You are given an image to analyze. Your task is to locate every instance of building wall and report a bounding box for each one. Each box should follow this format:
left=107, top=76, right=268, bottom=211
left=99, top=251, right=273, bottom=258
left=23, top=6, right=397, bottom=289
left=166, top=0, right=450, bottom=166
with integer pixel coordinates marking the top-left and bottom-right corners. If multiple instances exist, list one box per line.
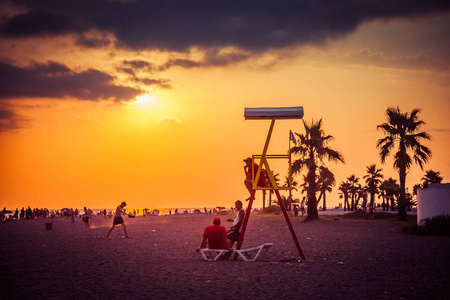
left=417, top=183, right=450, bottom=225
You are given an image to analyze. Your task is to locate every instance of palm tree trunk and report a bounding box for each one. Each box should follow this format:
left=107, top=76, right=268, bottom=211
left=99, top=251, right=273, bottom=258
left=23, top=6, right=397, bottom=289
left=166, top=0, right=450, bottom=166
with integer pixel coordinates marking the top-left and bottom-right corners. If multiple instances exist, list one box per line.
left=398, top=166, right=407, bottom=220
left=355, top=194, right=361, bottom=210
left=307, top=167, right=319, bottom=219
left=323, top=192, right=326, bottom=211
left=288, top=189, right=292, bottom=211
left=317, top=192, right=323, bottom=210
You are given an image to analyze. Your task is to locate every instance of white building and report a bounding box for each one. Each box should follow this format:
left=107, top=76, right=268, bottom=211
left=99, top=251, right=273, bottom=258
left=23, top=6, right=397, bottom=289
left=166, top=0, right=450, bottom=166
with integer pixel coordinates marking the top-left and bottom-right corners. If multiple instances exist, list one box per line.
left=417, top=183, right=450, bottom=225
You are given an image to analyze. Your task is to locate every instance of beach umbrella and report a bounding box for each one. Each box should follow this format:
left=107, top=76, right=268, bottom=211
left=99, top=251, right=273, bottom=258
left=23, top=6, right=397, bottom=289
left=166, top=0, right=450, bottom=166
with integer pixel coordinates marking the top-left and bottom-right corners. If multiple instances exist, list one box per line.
left=61, top=208, right=69, bottom=211
left=216, top=206, right=226, bottom=210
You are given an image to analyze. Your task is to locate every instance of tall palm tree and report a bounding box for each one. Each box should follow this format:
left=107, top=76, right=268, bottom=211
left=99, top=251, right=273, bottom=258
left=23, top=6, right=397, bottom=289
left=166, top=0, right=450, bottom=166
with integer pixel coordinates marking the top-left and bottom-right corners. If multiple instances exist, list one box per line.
left=379, top=177, right=400, bottom=211
left=284, top=175, right=298, bottom=211
left=421, top=170, right=443, bottom=187
left=291, top=119, right=344, bottom=219
left=377, top=106, right=431, bottom=220
left=338, top=181, right=351, bottom=211
left=347, top=175, right=360, bottom=211
left=317, top=166, right=335, bottom=211
left=363, top=164, right=384, bottom=206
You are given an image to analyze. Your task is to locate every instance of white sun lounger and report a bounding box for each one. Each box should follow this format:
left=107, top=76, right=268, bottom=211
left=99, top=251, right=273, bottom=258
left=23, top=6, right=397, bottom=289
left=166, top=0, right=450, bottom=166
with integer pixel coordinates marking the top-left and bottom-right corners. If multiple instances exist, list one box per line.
left=200, top=243, right=273, bottom=262
left=199, top=249, right=231, bottom=261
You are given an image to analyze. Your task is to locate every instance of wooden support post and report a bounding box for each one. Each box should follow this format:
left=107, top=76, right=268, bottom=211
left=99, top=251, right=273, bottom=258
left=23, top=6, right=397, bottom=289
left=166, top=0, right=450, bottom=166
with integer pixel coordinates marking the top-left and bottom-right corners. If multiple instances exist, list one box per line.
left=274, top=190, right=306, bottom=260
left=234, top=189, right=256, bottom=260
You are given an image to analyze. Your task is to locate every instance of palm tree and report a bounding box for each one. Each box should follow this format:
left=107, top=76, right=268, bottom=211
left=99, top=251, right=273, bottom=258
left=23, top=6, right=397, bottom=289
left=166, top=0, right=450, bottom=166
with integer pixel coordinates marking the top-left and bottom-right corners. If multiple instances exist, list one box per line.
left=363, top=164, right=384, bottom=206
left=291, top=119, right=344, bottom=219
left=377, top=107, right=431, bottom=220
left=347, top=175, right=360, bottom=211
left=412, top=183, right=422, bottom=195
left=299, top=174, right=310, bottom=196
left=267, top=171, right=280, bottom=206
left=284, top=175, right=298, bottom=211
left=379, top=178, right=400, bottom=211
left=317, top=167, right=335, bottom=211
left=338, top=181, right=351, bottom=211
left=421, top=170, right=443, bottom=188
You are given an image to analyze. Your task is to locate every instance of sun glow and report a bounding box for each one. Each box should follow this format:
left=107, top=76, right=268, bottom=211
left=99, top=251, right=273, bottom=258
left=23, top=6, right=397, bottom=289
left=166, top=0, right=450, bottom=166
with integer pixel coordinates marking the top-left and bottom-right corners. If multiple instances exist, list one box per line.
left=134, top=93, right=154, bottom=106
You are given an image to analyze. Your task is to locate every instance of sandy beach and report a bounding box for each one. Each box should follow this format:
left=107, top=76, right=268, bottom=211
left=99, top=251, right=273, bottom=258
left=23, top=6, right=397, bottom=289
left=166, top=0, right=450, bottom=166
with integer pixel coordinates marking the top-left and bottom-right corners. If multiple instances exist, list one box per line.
left=0, top=212, right=448, bottom=300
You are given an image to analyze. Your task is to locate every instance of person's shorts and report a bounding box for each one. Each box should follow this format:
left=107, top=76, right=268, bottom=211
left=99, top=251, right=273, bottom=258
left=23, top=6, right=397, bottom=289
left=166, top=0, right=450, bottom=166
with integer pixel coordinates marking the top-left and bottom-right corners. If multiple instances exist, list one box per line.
left=227, top=229, right=240, bottom=240
left=113, top=216, right=124, bottom=225
left=83, top=216, right=89, bottom=223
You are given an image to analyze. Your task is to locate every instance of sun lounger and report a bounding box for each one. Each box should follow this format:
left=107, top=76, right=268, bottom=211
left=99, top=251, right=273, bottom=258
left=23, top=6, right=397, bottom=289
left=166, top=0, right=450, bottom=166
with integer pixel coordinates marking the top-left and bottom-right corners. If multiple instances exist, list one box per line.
left=234, top=243, right=273, bottom=261
left=200, top=243, right=273, bottom=262
left=199, top=249, right=231, bottom=261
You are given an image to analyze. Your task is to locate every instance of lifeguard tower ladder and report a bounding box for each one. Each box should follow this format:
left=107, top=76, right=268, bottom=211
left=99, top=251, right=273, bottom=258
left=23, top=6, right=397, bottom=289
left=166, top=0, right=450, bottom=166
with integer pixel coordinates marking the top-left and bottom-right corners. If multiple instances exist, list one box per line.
left=237, top=107, right=306, bottom=260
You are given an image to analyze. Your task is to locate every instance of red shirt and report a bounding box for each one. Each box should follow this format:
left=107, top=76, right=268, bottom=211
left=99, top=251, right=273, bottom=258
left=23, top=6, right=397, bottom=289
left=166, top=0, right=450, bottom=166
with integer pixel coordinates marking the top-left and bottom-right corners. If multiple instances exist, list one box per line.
left=248, top=163, right=267, bottom=187
left=203, top=225, right=228, bottom=249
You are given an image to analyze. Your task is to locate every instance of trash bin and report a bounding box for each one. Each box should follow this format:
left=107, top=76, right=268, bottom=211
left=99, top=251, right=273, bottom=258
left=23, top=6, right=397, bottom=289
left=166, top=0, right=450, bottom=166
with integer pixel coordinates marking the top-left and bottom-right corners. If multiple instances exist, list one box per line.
left=45, top=222, right=53, bottom=230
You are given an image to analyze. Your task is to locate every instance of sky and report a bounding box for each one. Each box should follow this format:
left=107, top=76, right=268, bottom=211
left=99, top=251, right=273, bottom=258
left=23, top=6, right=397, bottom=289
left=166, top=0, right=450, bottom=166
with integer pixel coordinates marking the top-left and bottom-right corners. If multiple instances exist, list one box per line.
left=1, top=0, right=449, bottom=210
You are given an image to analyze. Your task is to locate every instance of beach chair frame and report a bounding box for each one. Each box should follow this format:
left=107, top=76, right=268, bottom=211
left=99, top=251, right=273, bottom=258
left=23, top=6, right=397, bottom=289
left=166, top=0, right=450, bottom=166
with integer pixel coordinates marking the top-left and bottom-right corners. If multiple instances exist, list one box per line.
left=200, top=243, right=273, bottom=262
left=234, top=243, right=273, bottom=261
left=199, top=249, right=231, bottom=261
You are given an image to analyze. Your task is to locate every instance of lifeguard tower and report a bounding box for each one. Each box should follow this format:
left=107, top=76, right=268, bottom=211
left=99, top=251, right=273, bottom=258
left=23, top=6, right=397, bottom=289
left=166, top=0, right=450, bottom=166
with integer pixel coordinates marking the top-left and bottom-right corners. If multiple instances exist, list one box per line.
left=238, top=106, right=306, bottom=260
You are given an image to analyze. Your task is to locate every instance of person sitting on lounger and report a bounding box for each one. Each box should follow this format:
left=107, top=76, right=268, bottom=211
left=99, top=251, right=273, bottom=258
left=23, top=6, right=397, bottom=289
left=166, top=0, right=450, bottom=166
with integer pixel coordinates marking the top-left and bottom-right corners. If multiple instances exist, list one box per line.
left=196, top=217, right=232, bottom=253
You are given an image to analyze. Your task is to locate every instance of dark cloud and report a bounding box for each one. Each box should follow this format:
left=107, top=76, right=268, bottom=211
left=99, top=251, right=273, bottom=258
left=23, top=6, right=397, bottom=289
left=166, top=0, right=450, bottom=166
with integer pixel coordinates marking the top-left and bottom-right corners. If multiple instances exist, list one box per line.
left=138, top=78, right=171, bottom=89
left=0, top=61, right=142, bottom=101
left=2, top=1, right=449, bottom=52
left=0, top=105, right=29, bottom=132
left=75, top=31, right=113, bottom=49
left=117, top=67, right=136, bottom=76
left=325, top=49, right=449, bottom=72
left=123, top=60, right=154, bottom=71
left=160, top=49, right=250, bottom=70
left=117, top=60, right=171, bottom=88
left=0, top=10, right=86, bottom=37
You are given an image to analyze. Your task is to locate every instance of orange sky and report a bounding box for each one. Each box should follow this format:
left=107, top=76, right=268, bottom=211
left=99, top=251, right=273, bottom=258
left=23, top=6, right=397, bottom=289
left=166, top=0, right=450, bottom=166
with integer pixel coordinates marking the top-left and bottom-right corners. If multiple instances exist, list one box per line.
left=0, top=2, right=449, bottom=210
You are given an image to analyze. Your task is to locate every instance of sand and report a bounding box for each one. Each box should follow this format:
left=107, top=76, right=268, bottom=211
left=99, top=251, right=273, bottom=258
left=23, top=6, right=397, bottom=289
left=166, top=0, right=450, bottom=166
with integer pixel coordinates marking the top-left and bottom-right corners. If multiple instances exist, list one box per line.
left=0, top=213, right=448, bottom=300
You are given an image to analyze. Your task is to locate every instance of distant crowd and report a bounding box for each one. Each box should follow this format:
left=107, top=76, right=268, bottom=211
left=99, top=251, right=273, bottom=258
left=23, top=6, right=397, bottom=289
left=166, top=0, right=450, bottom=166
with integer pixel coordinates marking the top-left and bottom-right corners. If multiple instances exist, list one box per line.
left=0, top=207, right=107, bottom=222
left=1, top=207, right=51, bottom=221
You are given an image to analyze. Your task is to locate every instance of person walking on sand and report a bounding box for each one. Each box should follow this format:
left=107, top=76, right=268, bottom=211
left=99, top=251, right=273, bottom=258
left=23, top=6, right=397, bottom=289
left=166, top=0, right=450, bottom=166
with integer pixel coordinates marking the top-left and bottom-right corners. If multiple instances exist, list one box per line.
left=300, top=197, right=306, bottom=217
left=83, top=207, right=91, bottom=228
left=106, top=202, right=131, bottom=238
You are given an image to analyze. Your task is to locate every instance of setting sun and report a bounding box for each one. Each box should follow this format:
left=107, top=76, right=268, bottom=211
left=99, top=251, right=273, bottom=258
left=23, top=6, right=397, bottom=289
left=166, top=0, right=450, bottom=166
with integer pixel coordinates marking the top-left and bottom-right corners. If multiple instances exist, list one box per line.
left=134, top=93, right=154, bottom=106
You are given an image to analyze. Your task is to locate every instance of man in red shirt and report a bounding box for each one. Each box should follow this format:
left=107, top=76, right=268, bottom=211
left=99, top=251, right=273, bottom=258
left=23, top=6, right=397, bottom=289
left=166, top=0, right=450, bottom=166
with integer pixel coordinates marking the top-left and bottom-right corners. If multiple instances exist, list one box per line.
left=196, top=217, right=232, bottom=252
left=244, top=157, right=267, bottom=201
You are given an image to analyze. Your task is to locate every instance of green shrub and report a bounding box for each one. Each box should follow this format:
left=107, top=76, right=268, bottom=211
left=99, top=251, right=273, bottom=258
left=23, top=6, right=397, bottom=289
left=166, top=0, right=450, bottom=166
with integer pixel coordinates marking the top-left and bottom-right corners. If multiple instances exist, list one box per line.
left=417, top=214, right=450, bottom=236
left=262, top=205, right=282, bottom=215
